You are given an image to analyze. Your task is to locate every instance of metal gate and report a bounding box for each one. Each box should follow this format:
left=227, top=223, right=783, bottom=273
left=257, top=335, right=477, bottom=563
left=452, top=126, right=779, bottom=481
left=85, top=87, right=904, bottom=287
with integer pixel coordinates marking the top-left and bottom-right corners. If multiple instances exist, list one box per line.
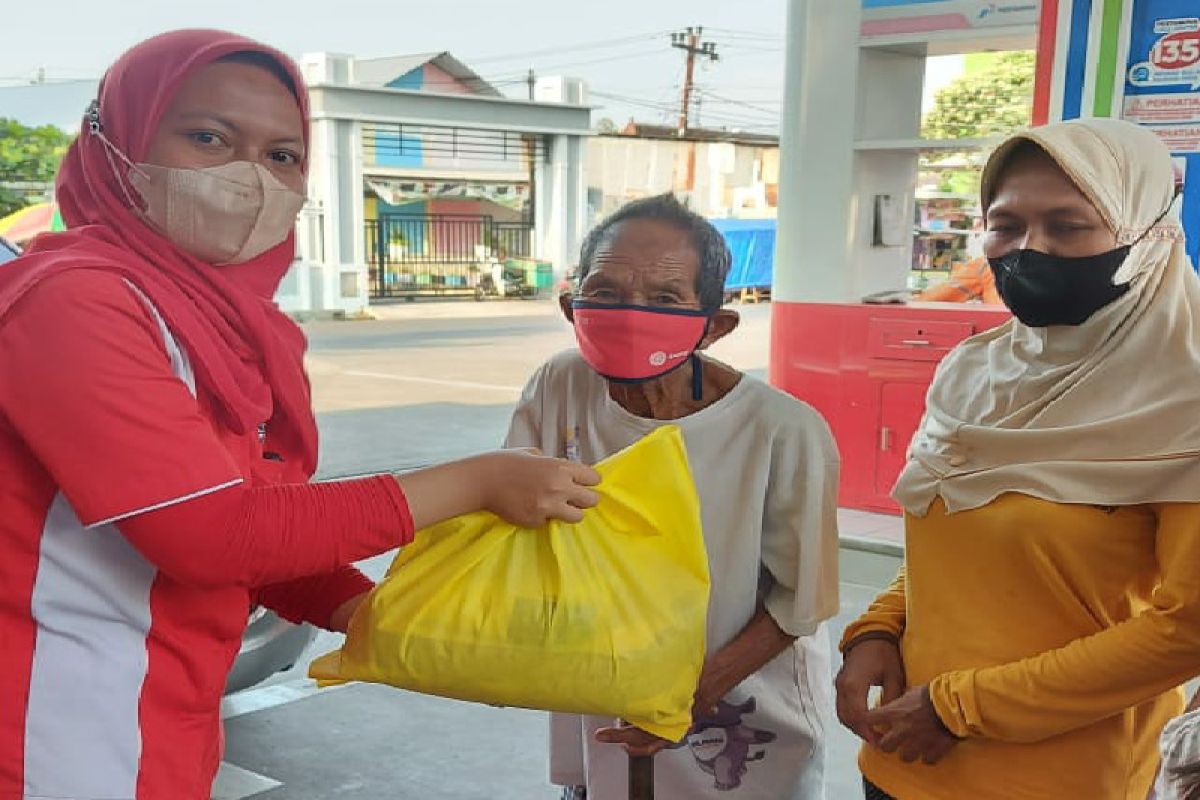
left=366, top=214, right=534, bottom=299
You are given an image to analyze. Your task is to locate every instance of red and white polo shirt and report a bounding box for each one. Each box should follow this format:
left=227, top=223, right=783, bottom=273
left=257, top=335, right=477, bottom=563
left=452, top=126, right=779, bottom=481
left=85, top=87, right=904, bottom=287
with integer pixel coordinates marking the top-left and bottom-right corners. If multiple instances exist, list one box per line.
left=0, top=270, right=257, bottom=800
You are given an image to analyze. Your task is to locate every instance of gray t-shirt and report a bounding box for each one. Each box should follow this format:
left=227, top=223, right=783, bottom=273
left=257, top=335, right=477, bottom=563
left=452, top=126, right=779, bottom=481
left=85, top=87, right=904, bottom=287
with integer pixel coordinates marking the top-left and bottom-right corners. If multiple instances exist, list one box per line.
left=505, top=350, right=840, bottom=800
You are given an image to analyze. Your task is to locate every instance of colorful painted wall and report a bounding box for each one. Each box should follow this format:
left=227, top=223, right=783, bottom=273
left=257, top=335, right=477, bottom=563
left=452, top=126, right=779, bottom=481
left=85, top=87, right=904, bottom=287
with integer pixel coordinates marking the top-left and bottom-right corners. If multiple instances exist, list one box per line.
left=370, top=64, right=461, bottom=169
left=370, top=62, right=487, bottom=170
left=385, top=63, right=473, bottom=95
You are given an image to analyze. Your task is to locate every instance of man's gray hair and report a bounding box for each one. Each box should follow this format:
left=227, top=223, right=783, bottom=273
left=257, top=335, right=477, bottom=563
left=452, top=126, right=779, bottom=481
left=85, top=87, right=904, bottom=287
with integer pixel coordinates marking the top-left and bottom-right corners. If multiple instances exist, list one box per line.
left=577, top=193, right=732, bottom=312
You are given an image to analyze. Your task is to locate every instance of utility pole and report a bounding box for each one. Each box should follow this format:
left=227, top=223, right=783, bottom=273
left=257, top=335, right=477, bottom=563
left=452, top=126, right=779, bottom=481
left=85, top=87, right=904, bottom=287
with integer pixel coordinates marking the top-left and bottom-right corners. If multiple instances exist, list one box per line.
left=670, top=27, right=719, bottom=135
left=527, top=67, right=536, bottom=101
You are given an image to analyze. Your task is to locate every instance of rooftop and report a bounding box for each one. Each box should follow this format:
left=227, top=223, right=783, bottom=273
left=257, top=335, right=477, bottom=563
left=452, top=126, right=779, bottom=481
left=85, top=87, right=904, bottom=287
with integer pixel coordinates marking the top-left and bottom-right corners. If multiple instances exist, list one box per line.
left=614, top=120, right=779, bottom=147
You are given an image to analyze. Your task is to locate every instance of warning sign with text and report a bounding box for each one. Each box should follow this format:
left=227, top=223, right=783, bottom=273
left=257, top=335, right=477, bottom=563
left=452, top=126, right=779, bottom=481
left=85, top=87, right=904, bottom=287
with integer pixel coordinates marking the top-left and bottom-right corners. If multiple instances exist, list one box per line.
left=1124, top=92, right=1200, bottom=124
left=1124, top=1, right=1200, bottom=270
left=1147, top=124, right=1200, bottom=154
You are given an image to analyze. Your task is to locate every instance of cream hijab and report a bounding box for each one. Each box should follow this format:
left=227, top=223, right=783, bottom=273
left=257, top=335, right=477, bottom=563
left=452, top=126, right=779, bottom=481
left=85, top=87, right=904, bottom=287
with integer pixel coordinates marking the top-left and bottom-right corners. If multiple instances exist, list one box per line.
left=894, top=118, right=1200, bottom=516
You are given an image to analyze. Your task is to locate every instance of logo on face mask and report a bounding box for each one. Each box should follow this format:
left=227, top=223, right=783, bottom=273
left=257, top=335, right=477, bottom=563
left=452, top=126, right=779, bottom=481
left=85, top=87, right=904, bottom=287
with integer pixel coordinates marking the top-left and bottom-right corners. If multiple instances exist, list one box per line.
left=571, top=302, right=710, bottom=382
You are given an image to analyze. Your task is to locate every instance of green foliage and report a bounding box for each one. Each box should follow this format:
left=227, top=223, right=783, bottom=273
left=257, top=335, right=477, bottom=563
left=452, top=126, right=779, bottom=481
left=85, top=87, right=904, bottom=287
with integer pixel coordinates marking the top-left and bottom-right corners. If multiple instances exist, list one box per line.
left=922, top=52, right=1035, bottom=195
left=939, top=169, right=981, bottom=196
left=0, top=119, right=73, bottom=216
left=922, top=51, right=1036, bottom=141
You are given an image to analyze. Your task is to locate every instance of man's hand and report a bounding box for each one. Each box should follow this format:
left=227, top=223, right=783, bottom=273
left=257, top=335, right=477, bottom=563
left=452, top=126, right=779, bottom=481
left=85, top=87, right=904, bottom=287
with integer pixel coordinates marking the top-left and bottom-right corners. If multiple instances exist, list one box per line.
left=835, top=635, right=907, bottom=746
left=594, top=724, right=673, bottom=757
left=862, top=686, right=959, bottom=765
left=595, top=609, right=798, bottom=758
left=594, top=684, right=722, bottom=757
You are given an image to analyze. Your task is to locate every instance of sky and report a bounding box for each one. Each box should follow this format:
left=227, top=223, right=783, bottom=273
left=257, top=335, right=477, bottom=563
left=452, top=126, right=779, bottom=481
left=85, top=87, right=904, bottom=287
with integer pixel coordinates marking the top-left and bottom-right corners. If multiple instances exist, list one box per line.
left=1, top=0, right=964, bottom=133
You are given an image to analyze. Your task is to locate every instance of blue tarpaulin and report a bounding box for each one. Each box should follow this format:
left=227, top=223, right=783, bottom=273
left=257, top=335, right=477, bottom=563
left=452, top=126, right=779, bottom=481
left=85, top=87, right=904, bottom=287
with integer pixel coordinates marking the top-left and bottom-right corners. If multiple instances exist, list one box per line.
left=709, top=218, right=776, bottom=291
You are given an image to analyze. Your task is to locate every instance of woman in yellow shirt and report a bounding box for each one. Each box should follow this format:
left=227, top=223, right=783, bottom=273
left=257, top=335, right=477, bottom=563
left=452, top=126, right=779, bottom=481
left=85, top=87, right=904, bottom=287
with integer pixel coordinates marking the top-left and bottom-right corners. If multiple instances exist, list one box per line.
left=835, top=118, right=1200, bottom=800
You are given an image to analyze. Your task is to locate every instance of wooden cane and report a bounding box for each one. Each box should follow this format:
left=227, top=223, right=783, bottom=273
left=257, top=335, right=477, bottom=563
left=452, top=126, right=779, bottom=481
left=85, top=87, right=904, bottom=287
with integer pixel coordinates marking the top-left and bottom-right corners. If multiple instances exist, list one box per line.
left=629, top=754, right=654, bottom=800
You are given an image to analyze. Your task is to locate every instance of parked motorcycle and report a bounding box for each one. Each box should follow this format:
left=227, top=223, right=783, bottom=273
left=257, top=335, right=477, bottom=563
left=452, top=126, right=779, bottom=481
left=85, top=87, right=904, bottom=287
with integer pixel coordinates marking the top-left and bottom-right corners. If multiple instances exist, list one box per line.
left=475, top=261, right=537, bottom=300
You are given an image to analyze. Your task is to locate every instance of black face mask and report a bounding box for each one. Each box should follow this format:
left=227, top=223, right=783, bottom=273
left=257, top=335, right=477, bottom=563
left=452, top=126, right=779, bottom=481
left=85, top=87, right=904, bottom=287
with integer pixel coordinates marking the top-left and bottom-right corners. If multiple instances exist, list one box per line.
left=987, top=246, right=1132, bottom=327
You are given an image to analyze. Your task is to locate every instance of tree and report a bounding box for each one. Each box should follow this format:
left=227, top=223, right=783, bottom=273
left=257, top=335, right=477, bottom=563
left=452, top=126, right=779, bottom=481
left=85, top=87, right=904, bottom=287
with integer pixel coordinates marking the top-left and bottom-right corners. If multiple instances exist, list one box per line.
left=0, top=119, right=74, bottom=216
left=921, top=52, right=1035, bottom=194
left=923, top=51, right=1036, bottom=141
left=595, top=117, right=618, bottom=135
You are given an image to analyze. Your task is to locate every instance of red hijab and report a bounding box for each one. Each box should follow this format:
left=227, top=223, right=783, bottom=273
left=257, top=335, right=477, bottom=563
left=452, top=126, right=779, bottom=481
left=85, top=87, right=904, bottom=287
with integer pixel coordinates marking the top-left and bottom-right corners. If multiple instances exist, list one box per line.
left=0, top=29, right=319, bottom=477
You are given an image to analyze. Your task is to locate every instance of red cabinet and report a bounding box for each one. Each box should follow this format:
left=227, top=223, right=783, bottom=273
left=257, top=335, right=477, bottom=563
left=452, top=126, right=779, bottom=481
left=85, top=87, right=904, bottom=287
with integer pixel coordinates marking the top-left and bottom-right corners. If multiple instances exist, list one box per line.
left=875, top=381, right=927, bottom=500
left=771, top=301, right=1009, bottom=515
left=866, top=318, right=975, bottom=362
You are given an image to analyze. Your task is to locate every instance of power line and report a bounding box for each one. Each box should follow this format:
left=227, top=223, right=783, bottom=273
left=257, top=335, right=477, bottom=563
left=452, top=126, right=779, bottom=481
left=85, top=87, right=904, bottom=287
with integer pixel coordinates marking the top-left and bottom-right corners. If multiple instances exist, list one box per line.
left=591, top=89, right=777, bottom=131
left=716, top=36, right=785, bottom=44
left=706, top=27, right=783, bottom=41
left=468, top=47, right=670, bottom=86
left=591, top=90, right=677, bottom=113
left=464, top=31, right=672, bottom=65
left=710, top=46, right=787, bottom=56
left=717, top=44, right=786, bottom=54
left=696, top=89, right=781, bottom=118
left=698, top=90, right=784, bottom=99
left=506, top=48, right=668, bottom=74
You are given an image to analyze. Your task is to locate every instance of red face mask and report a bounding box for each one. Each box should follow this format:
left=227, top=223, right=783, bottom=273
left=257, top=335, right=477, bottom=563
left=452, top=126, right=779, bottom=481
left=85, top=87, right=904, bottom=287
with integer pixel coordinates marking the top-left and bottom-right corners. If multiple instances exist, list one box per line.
left=572, top=301, right=710, bottom=383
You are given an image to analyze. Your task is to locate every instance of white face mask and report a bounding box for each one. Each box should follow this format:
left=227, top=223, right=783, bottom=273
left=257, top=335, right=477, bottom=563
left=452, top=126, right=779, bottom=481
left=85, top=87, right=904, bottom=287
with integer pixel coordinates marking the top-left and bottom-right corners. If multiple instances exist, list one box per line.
left=129, top=161, right=306, bottom=265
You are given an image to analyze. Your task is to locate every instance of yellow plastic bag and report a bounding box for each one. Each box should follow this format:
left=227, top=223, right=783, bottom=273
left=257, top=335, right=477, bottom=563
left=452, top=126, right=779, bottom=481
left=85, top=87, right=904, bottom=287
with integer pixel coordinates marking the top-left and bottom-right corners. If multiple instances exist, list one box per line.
left=309, top=425, right=709, bottom=740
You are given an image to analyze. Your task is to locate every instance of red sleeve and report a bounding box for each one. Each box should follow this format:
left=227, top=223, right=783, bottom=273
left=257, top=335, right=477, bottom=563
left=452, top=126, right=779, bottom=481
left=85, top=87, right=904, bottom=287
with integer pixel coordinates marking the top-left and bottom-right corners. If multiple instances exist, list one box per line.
left=254, top=568, right=376, bottom=630
left=117, top=474, right=413, bottom=589
left=0, top=270, right=242, bottom=526
left=0, top=270, right=414, bottom=598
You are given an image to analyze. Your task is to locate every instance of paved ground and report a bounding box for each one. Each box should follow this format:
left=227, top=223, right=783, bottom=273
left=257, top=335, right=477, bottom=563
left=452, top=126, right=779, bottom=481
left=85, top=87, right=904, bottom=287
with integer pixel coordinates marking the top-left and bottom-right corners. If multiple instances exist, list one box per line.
left=216, top=298, right=902, bottom=800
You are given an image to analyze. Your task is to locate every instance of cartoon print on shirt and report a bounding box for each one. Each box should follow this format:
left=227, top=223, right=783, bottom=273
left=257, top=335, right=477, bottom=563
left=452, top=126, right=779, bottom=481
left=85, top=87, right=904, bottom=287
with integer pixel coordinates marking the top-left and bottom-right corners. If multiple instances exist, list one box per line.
left=563, top=425, right=582, bottom=462
left=671, top=696, right=776, bottom=790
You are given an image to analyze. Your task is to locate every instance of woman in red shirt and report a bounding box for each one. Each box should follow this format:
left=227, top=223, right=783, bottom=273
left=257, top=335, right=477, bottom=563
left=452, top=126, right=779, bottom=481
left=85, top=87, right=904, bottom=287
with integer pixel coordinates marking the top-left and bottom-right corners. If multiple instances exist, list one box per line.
left=0, top=29, right=598, bottom=800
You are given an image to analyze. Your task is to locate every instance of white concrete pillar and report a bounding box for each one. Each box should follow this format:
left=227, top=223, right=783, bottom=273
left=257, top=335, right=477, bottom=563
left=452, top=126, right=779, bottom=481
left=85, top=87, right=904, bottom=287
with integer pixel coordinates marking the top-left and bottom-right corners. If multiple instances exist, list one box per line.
left=566, top=133, right=588, bottom=277
left=852, top=48, right=925, bottom=298
left=534, top=136, right=554, bottom=263
left=344, top=120, right=368, bottom=312
left=773, top=0, right=862, bottom=303
left=544, top=133, right=578, bottom=273
left=552, top=134, right=570, bottom=271
left=274, top=204, right=326, bottom=315
left=313, top=118, right=368, bottom=315
left=312, top=117, right=343, bottom=313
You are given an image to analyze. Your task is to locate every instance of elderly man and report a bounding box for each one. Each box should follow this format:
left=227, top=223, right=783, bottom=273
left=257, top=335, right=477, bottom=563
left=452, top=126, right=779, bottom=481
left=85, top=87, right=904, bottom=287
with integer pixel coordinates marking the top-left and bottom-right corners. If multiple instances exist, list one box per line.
left=505, top=194, right=840, bottom=800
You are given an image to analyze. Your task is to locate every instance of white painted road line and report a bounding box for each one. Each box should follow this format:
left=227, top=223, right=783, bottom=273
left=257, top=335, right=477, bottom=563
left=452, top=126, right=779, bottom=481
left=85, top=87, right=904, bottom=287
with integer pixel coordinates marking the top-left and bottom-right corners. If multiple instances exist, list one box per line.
left=344, top=369, right=523, bottom=394
left=211, top=762, right=282, bottom=800
left=221, top=678, right=348, bottom=721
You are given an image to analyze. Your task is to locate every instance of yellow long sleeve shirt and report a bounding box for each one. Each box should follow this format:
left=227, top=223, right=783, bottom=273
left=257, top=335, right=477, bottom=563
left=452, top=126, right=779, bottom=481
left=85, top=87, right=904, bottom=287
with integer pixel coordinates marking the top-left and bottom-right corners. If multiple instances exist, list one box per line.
left=843, top=494, right=1200, bottom=800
